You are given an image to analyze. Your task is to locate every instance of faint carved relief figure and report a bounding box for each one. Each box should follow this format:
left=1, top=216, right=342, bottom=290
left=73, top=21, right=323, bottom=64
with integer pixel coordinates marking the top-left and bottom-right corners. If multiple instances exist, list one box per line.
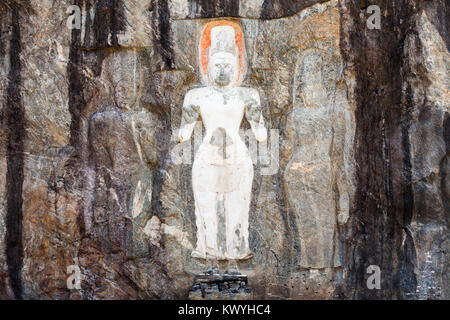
left=86, top=50, right=159, bottom=259
left=179, top=21, right=267, bottom=260
left=285, top=50, right=352, bottom=268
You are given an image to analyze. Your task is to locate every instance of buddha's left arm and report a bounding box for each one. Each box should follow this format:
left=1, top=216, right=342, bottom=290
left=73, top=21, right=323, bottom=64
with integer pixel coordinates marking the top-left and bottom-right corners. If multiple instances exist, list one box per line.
left=179, top=91, right=200, bottom=142
left=245, top=89, right=267, bottom=142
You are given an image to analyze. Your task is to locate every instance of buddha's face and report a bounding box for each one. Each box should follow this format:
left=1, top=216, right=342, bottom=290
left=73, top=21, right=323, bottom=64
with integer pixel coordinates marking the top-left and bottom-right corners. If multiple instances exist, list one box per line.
left=208, top=52, right=238, bottom=87
left=114, top=78, right=138, bottom=110
left=108, top=52, right=141, bottom=110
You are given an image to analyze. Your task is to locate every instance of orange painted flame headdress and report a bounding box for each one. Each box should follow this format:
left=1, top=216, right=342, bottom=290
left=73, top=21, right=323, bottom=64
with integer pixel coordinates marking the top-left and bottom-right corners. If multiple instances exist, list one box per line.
left=199, top=20, right=247, bottom=84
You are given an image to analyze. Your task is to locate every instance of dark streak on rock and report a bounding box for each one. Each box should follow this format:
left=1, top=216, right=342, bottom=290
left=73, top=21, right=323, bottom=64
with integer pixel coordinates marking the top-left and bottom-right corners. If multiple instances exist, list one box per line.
left=261, top=0, right=274, bottom=19
left=67, top=36, right=87, bottom=153
left=194, top=0, right=240, bottom=17
left=397, top=56, right=417, bottom=296
left=67, top=0, right=88, bottom=236
left=4, top=8, right=24, bottom=300
left=401, top=78, right=415, bottom=228
left=261, top=0, right=328, bottom=19
left=441, top=113, right=450, bottom=213
left=149, top=107, right=172, bottom=247
left=152, top=0, right=175, bottom=70
left=337, top=0, right=427, bottom=299
left=93, top=0, right=125, bottom=49
left=0, top=19, right=5, bottom=58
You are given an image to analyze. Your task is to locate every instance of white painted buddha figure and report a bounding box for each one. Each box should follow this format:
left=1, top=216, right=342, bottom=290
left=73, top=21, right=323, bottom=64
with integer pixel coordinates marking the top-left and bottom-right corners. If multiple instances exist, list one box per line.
left=179, top=22, right=267, bottom=260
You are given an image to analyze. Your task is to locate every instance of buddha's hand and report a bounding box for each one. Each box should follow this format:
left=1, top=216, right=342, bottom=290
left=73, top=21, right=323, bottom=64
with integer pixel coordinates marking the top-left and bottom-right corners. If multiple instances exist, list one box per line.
left=179, top=104, right=200, bottom=142
left=182, top=104, right=200, bottom=124
left=245, top=99, right=262, bottom=122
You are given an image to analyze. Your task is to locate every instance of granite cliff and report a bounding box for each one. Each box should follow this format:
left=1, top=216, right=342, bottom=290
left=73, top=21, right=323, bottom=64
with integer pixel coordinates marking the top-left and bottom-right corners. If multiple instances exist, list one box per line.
left=0, top=0, right=448, bottom=299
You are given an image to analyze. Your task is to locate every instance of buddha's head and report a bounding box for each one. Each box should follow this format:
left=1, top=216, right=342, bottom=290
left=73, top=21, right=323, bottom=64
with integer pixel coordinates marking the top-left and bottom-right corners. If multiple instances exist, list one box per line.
left=207, top=26, right=239, bottom=87
left=208, top=51, right=238, bottom=87
left=113, top=51, right=142, bottom=110
left=99, top=50, right=142, bottom=110
left=200, top=22, right=246, bottom=87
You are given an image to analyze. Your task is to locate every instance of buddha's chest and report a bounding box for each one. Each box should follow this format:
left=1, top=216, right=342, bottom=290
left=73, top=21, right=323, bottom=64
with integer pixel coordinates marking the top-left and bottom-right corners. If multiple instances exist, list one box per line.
left=198, top=91, right=245, bottom=127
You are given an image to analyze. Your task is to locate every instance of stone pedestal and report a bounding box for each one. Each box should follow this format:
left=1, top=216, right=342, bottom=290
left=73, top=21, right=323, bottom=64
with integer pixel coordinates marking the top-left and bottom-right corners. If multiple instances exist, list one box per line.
left=188, top=268, right=252, bottom=300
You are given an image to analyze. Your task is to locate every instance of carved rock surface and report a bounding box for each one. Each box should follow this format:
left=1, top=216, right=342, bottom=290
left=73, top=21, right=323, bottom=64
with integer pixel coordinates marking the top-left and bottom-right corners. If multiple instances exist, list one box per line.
left=0, top=0, right=447, bottom=299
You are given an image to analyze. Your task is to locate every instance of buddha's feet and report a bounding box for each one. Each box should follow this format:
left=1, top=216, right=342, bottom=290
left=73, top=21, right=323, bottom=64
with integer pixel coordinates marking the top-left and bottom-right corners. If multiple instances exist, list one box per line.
left=191, top=250, right=254, bottom=261
left=191, top=250, right=226, bottom=260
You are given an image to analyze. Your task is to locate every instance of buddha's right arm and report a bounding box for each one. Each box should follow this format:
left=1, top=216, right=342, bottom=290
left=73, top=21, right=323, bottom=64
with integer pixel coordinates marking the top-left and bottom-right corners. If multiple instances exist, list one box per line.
left=179, top=103, right=200, bottom=142
left=245, top=93, right=267, bottom=143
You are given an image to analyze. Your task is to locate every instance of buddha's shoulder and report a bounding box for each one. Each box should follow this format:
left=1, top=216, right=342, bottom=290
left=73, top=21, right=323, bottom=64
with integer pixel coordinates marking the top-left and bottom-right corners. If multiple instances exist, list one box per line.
left=236, top=87, right=260, bottom=99
left=185, top=86, right=260, bottom=100
left=185, top=86, right=212, bottom=101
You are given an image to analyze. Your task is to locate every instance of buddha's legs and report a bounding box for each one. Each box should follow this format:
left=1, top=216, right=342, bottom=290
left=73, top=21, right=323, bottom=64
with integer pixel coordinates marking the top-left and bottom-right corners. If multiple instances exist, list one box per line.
left=193, top=190, right=218, bottom=257
left=224, top=189, right=252, bottom=259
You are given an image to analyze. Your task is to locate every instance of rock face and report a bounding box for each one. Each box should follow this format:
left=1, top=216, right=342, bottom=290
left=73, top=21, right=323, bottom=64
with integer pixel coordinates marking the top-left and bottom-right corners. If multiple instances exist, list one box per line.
left=0, top=0, right=447, bottom=300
